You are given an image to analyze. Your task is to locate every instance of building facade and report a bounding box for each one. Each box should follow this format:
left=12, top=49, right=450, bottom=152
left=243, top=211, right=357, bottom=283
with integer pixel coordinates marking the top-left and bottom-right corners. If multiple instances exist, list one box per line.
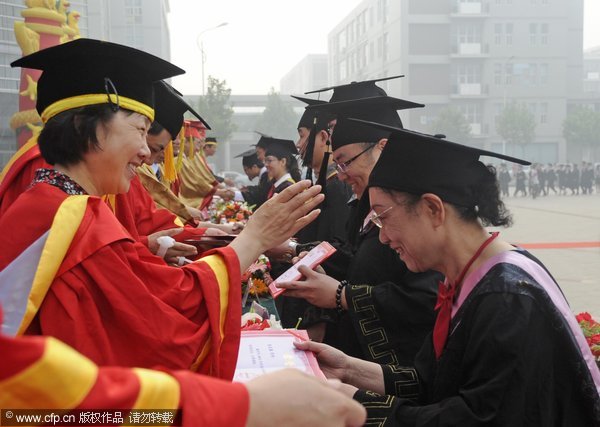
left=0, top=0, right=170, bottom=168
left=280, top=54, right=328, bottom=95
left=327, top=0, right=585, bottom=163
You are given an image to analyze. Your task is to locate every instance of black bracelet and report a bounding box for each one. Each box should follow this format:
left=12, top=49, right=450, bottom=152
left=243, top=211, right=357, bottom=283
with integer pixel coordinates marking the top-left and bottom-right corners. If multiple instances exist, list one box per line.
left=336, top=280, right=348, bottom=314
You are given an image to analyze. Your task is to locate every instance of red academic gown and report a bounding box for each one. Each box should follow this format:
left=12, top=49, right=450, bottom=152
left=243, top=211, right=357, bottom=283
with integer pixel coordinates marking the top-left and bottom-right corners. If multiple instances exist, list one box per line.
left=0, top=312, right=249, bottom=426
left=0, top=142, right=207, bottom=244
left=0, top=183, right=241, bottom=378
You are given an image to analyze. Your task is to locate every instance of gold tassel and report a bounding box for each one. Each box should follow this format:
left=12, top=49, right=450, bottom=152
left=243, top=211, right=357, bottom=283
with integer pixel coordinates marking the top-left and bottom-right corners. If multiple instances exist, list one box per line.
left=187, top=136, right=194, bottom=158
left=162, top=140, right=176, bottom=183
left=176, top=128, right=185, bottom=172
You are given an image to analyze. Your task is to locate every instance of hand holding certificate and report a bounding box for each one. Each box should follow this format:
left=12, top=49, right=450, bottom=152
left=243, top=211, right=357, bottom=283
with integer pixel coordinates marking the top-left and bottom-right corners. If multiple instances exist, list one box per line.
left=234, top=329, right=325, bottom=382
left=269, top=241, right=336, bottom=298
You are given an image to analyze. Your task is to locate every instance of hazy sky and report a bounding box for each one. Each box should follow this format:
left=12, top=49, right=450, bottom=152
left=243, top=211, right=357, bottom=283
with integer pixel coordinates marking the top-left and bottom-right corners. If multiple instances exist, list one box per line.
left=168, top=0, right=600, bottom=96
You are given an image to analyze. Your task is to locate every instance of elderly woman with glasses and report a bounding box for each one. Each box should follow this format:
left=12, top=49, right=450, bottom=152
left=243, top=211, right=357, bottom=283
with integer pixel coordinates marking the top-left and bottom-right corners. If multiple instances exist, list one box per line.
left=295, top=121, right=600, bottom=426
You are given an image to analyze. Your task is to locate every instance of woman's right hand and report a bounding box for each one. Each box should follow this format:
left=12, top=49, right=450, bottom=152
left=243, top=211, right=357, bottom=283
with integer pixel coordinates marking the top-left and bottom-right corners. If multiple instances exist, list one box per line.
left=229, top=181, right=323, bottom=271
left=246, top=180, right=323, bottom=249
left=293, top=340, right=350, bottom=382
left=245, top=369, right=365, bottom=427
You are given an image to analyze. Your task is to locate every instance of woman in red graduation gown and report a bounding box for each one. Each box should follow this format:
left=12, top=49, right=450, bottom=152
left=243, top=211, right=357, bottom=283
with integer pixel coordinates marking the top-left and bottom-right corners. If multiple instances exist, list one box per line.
left=0, top=39, right=323, bottom=379
left=0, top=308, right=366, bottom=427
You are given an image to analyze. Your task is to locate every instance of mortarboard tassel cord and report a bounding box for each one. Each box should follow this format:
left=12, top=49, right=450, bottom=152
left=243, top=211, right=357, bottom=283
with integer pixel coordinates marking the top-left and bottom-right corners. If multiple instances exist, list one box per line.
left=162, top=140, right=177, bottom=183
left=176, top=128, right=185, bottom=172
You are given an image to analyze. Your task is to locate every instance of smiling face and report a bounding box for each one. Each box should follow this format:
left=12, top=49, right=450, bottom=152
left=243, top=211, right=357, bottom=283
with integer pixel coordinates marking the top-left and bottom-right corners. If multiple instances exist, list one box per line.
left=146, top=128, right=171, bottom=165
left=264, top=155, right=287, bottom=181
left=83, top=110, right=150, bottom=195
left=332, top=142, right=379, bottom=198
left=369, top=187, right=442, bottom=273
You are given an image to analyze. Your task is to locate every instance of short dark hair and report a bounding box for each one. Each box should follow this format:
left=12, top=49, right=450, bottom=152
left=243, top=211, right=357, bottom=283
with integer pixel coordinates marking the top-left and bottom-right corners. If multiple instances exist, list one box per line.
left=383, top=164, right=512, bottom=227
left=242, top=157, right=263, bottom=169
left=148, top=120, right=165, bottom=136
left=38, top=104, right=123, bottom=166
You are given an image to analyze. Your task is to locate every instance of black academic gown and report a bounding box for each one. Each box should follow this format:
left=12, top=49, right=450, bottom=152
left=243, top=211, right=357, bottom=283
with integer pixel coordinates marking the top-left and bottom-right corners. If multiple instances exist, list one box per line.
left=355, top=250, right=600, bottom=426
left=241, top=169, right=271, bottom=209
left=277, top=168, right=353, bottom=329
left=323, top=193, right=440, bottom=365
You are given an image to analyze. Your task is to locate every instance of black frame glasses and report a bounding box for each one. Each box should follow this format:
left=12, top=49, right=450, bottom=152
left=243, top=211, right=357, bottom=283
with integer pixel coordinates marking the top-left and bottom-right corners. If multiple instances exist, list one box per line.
left=334, top=144, right=374, bottom=174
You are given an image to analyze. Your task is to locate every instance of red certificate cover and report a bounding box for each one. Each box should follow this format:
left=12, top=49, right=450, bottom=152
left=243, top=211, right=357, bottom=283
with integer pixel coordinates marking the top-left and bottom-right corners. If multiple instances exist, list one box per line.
left=233, top=329, right=325, bottom=382
left=269, top=241, right=337, bottom=298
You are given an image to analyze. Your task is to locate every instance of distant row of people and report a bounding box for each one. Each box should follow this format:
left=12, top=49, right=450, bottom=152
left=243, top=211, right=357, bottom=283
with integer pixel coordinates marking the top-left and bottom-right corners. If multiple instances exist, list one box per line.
left=497, top=161, right=600, bottom=198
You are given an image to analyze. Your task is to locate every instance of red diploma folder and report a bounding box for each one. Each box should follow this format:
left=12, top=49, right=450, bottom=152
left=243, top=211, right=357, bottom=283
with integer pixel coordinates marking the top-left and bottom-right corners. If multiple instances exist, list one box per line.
left=269, top=241, right=337, bottom=298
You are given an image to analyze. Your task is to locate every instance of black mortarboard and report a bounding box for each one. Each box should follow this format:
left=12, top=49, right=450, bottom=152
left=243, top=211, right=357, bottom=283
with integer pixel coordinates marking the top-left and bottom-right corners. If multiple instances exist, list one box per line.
left=205, top=137, right=218, bottom=146
left=293, top=95, right=328, bottom=130
left=153, top=81, right=209, bottom=139
left=11, top=38, right=184, bottom=123
left=349, top=119, right=531, bottom=208
left=306, top=75, right=405, bottom=101
left=235, top=148, right=261, bottom=167
left=234, top=148, right=258, bottom=158
left=264, top=137, right=298, bottom=158
left=292, top=95, right=336, bottom=178
left=253, top=132, right=272, bottom=149
left=307, top=96, right=424, bottom=150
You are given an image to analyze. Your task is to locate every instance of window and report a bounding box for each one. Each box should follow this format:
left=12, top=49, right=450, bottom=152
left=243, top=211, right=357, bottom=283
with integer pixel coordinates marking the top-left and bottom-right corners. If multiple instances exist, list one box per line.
left=531, top=63, right=538, bottom=85
left=125, top=0, right=142, bottom=25
left=359, top=43, right=367, bottom=70
left=505, top=63, right=513, bottom=85
left=530, top=23, right=538, bottom=45
left=505, top=23, right=513, bottom=45
left=358, top=11, right=366, bottom=37
left=377, top=35, right=383, bottom=59
left=369, top=41, right=375, bottom=61
left=540, top=102, right=548, bottom=123
left=459, top=104, right=481, bottom=125
left=339, top=59, right=347, bottom=80
left=540, top=63, right=549, bottom=84
left=338, top=30, right=347, bottom=53
left=541, top=23, right=548, bottom=45
left=457, top=64, right=480, bottom=84
left=383, top=32, right=390, bottom=61
left=527, top=103, right=537, bottom=122
left=494, top=63, right=503, bottom=85
left=494, top=23, right=503, bottom=45
left=456, top=24, right=481, bottom=44
left=494, top=103, right=504, bottom=124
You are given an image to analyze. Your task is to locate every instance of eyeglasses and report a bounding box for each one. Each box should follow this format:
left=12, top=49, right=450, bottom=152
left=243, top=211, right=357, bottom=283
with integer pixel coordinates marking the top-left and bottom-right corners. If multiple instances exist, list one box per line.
left=334, top=144, right=374, bottom=174
left=370, top=206, right=392, bottom=229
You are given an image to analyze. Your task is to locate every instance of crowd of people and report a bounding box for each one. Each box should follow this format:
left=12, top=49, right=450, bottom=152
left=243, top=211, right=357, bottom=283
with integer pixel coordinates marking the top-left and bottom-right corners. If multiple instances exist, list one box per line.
left=497, top=161, right=600, bottom=199
left=1, top=38, right=599, bottom=427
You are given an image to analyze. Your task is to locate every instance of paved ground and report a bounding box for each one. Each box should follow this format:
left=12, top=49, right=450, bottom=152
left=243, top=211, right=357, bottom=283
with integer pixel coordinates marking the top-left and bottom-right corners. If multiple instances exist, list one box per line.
left=489, top=190, right=600, bottom=318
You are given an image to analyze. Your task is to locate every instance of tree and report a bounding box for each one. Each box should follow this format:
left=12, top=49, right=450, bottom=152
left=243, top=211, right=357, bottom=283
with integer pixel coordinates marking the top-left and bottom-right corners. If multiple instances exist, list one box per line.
left=495, top=102, right=536, bottom=152
left=196, top=76, right=236, bottom=142
left=562, top=107, right=600, bottom=159
left=428, top=106, right=471, bottom=142
left=254, top=88, right=299, bottom=140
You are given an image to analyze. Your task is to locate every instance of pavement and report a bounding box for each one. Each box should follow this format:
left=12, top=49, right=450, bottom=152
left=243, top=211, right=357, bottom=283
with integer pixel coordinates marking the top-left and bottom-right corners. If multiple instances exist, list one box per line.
left=489, top=189, right=600, bottom=318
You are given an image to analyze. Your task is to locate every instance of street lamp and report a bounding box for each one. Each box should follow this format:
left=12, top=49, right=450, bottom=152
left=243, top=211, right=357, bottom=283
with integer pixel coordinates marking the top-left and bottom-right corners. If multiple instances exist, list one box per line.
left=196, top=22, right=228, bottom=96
